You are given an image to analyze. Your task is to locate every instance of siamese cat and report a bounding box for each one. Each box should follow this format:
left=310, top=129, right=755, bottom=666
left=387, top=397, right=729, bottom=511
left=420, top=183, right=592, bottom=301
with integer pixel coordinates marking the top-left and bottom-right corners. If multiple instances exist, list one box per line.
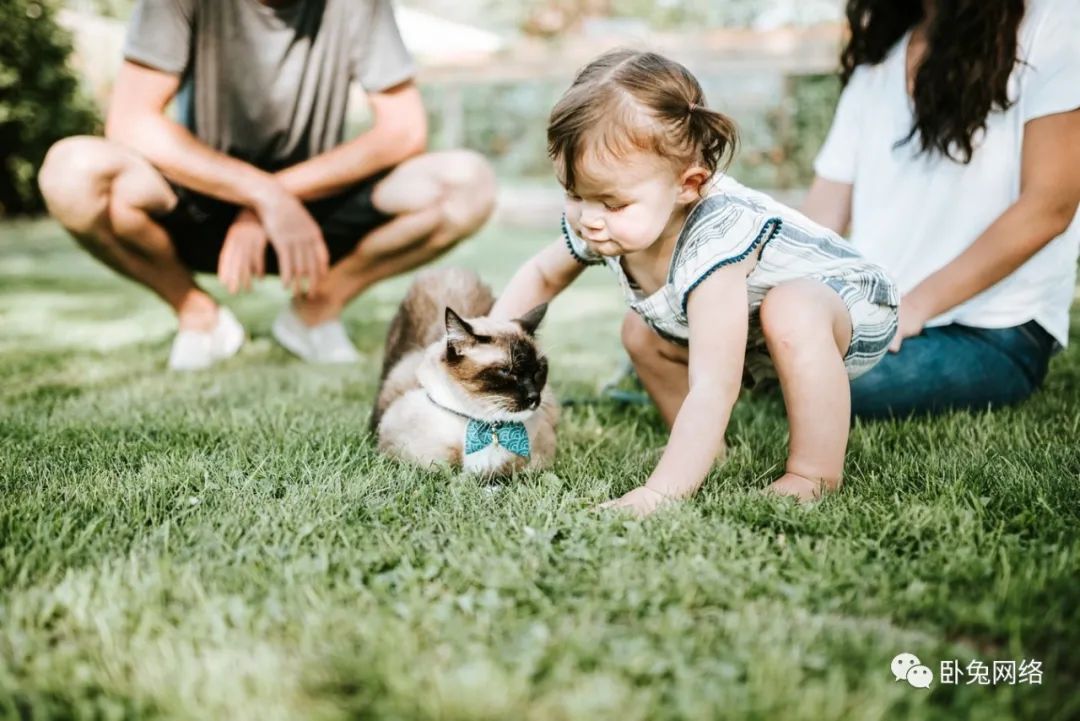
left=371, top=268, right=558, bottom=476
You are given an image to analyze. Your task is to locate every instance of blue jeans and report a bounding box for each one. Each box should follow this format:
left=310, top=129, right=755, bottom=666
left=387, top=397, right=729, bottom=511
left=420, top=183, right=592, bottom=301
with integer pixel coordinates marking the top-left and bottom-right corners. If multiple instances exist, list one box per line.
left=850, top=320, right=1059, bottom=420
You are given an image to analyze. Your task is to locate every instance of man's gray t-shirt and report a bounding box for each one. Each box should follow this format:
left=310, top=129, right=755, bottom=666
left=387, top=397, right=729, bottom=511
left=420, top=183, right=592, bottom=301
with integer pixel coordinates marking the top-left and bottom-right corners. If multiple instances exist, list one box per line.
left=124, top=0, right=416, bottom=169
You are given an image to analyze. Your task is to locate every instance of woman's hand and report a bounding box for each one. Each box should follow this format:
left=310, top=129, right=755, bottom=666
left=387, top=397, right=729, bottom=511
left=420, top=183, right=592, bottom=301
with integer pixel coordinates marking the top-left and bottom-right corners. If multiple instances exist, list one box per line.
left=889, top=294, right=933, bottom=352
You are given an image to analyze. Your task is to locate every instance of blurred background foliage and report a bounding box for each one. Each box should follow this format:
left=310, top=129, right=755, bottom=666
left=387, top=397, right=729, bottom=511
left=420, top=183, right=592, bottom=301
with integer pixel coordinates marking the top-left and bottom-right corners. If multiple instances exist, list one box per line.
left=421, top=74, right=840, bottom=189
left=75, top=0, right=820, bottom=32
left=2, top=0, right=844, bottom=216
left=0, top=0, right=100, bottom=215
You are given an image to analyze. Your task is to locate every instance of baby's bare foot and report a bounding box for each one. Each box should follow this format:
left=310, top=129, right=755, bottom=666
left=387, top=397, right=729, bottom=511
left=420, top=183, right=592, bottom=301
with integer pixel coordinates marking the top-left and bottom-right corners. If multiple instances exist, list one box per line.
left=764, top=472, right=841, bottom=503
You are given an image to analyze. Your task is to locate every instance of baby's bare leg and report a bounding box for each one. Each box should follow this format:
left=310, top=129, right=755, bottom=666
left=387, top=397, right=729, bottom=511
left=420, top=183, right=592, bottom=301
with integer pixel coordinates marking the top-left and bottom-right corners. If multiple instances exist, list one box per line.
left=621, top=311, right=689, bottom=428
left=758, top=280, right=853, bottom=501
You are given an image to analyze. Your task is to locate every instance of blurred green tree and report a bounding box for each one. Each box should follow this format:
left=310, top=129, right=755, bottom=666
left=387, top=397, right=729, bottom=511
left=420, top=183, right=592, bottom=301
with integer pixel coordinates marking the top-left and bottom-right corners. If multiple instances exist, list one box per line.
left=1, top=0, right=100, bottom=216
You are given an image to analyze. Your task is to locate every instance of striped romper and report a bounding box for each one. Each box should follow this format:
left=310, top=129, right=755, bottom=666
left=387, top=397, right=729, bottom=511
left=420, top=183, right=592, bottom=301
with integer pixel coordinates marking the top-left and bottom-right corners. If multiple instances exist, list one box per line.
left=562, top=174, right=900, bottom=384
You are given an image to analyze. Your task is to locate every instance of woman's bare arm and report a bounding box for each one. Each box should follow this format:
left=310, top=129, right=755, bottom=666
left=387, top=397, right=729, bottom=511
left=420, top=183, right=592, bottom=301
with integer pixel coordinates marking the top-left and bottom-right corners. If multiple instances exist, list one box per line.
left=800, top=176, right=854, bottom=236
left=898, top=108, right=1080, bottom=343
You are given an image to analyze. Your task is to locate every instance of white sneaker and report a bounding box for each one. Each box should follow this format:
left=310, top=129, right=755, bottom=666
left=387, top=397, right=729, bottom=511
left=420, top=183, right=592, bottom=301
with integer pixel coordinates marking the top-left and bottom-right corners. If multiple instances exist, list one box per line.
left=168, top=307, right=245, bottom=371
left=271, top=306, right=361, bottom=364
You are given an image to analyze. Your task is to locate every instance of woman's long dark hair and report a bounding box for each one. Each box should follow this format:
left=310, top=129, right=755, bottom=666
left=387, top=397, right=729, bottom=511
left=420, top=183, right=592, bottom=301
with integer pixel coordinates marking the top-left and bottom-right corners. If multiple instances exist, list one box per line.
left=840, top=0, right=1026, bottom=163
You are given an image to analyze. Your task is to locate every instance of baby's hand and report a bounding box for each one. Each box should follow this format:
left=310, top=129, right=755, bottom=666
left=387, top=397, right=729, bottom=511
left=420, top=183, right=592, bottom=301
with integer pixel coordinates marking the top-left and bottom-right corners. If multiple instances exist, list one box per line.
left=598, top=485, right=672, bottom=517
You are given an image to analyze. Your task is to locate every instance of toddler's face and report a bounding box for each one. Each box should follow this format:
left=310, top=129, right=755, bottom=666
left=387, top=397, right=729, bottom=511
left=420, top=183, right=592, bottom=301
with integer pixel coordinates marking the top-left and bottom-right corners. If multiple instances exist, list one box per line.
left=561, top=150, right=688, bottom=257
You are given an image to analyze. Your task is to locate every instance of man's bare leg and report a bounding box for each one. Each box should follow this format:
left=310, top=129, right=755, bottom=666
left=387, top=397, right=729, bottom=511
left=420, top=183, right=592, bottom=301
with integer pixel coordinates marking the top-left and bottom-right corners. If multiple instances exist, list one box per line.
left=38, top=136, right=219, bottom=331
left=292, top=150, right=497, bottom=325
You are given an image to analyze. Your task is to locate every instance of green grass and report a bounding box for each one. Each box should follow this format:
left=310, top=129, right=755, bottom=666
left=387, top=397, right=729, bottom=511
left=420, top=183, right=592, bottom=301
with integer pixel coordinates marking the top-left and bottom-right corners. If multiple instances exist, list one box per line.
left=1, top=218, right=1079, bottom=721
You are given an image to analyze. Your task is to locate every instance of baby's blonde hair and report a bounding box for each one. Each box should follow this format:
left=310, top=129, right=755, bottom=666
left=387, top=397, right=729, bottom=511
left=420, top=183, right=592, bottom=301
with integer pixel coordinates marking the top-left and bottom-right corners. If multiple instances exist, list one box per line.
left=547, top=49, right=738, bottom=192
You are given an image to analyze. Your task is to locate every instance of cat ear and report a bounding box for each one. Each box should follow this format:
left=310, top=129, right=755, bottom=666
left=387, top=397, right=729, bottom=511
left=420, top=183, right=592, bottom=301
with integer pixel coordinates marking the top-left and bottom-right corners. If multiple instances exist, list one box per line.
left=514, top=303, right=548, bottom=336
left=445, top=307, right=477, bottom=354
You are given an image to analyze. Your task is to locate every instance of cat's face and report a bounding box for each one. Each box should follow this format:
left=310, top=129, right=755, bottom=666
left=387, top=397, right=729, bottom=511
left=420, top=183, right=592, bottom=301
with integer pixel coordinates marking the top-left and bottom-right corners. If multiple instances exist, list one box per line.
left=442, top=304, right=549, bottom=415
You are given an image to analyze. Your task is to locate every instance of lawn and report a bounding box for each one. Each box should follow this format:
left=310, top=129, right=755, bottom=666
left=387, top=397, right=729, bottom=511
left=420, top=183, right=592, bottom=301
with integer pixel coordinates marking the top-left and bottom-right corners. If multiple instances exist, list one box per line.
left=1, top=218, right=1079, bottom=721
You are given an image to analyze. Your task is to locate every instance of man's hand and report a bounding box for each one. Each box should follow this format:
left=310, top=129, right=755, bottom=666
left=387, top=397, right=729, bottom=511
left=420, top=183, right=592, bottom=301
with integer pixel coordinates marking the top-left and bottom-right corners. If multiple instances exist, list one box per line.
left=218, top=209, right=268, bottom=294
left=253, top=185, right=329, bottom=295
left=598, top=485, right=673, bottom=518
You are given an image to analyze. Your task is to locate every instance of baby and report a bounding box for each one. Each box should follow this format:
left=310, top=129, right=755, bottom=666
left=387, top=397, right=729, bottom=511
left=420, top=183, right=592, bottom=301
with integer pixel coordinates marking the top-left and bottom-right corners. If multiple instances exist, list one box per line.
left=491, top=49, right=899, bottom=514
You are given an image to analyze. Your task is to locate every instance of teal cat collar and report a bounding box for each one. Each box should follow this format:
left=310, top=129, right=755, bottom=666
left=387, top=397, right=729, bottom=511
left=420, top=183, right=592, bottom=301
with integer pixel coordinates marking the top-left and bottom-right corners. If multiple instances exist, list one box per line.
left=425, top=394, right=531, bottom=460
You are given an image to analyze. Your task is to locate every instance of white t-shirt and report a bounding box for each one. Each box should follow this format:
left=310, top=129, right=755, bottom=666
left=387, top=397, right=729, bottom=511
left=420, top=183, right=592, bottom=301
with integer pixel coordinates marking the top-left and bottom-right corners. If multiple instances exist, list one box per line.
left=814, top=0, right=1080, bottom=346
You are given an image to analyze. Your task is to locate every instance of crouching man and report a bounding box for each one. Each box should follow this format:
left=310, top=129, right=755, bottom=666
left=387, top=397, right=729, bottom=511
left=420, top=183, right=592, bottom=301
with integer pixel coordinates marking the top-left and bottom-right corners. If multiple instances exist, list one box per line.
left=39, top=0, right=495, bottom=370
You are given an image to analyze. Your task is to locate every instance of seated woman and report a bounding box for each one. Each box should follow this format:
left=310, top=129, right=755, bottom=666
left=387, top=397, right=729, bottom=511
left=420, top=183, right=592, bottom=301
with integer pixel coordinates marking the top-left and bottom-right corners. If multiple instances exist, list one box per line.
left=802, top=0, right=1080, bottom=418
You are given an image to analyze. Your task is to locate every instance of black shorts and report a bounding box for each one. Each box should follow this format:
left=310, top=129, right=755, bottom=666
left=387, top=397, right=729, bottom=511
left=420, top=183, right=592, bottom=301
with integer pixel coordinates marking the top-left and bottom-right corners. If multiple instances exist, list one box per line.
left=153, top=169, right=394, bottom=273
